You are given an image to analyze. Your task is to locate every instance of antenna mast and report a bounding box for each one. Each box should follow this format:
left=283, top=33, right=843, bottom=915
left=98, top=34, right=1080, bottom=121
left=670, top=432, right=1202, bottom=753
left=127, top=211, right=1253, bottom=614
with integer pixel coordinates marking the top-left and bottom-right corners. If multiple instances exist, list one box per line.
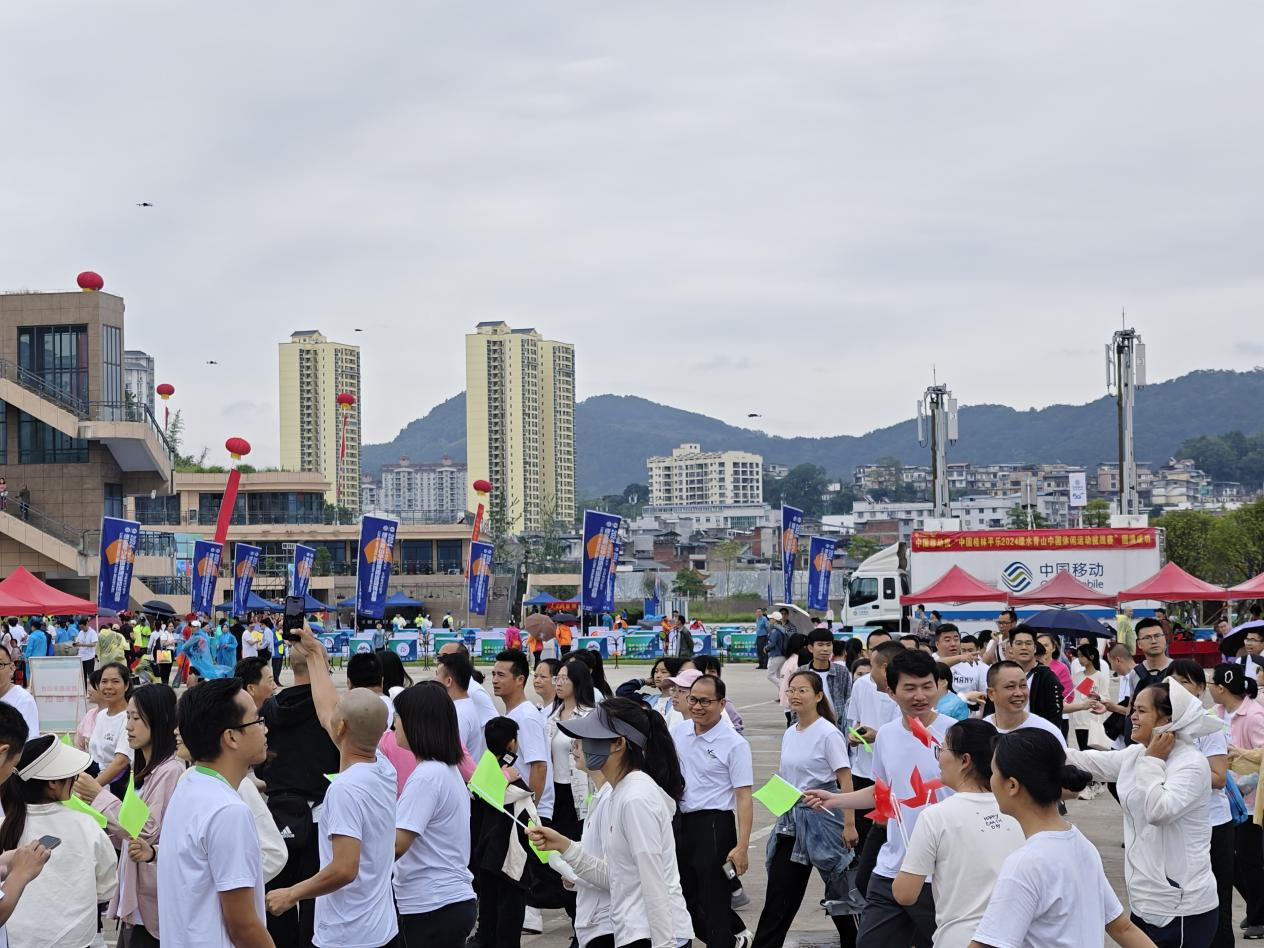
left=918, top=382, right=958, bottom=518
left=1106, top=322, right=1145, bottom=516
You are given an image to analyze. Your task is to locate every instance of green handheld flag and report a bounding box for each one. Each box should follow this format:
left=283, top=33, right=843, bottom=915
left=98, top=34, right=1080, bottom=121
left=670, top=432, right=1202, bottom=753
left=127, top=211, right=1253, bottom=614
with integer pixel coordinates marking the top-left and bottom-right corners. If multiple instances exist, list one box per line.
left=324, top=773, right=339, bottom=782
left=118, top=772, right=151, bottom=839
left=468, top=751, right=509, bottom=811
left=525, top=820, right=551, bottom=863
left=753, top=774, right=802, bottom=816
left=849, top=727, right=871, bottom=750
left=63, top=795, right=108, bottom=829
left=59, top=733, right=74, bottom=746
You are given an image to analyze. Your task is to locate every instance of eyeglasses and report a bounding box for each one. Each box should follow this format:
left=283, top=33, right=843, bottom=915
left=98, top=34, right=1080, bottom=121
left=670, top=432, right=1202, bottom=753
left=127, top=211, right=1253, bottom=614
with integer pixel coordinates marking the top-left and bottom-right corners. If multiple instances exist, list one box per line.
left=224, top=717, right=266, bottom=733
left=686, top=696, right=715, bottom=707
left=0, top=663, right=12, bottom=670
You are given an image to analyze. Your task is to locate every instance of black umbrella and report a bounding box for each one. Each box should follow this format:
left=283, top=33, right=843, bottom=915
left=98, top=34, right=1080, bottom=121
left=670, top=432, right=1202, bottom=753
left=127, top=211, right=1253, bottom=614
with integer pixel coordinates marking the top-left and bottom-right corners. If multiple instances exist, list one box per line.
left=1023, top=608, right=1115, bottom=639
left=140, top=599, right=176, bottom=617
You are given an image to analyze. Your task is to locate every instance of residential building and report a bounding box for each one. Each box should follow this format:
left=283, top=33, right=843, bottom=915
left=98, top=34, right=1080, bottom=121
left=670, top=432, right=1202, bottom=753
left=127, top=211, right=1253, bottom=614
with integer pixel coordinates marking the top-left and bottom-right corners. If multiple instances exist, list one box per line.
left=1094, top=461, right=1155, bottom=503
left=0, top=285, right=174, bottom=597
left=375, top=455, right=466, bottom=523
left=465, top=321, right=575, bottom=532
left=647, top=443, right=763, bottom=507
left=123, top=349, right=155, bottom=416
left=278, top=330, right=361, bottom=513
left=360, top=475, right=380, bottom=513
left=852, top=492, right=1068, bottom=541
left=765, top=463, right=790, bottom=479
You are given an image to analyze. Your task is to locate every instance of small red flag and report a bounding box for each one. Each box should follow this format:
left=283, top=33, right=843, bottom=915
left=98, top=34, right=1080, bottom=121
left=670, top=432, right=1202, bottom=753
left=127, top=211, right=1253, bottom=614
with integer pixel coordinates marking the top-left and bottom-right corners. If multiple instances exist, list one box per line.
left=865, top=777, right=897, bottom=823
left=1075, top=677, right=1095, bottom=697
left=907, top=715, right=940, bottom=748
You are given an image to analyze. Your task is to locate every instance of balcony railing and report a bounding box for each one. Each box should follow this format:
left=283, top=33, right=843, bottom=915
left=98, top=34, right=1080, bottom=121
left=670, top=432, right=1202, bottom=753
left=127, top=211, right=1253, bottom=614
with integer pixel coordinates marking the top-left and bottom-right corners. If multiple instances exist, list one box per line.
left=0, top=359, right=88, bottom=416
left=88, top=401, right=177, bottom=461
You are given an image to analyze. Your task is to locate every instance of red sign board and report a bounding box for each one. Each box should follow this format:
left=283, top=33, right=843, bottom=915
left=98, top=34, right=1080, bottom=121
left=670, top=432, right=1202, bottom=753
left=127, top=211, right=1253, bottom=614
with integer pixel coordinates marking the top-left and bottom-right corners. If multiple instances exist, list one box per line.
left=912, top=528, right=1157, bottom=553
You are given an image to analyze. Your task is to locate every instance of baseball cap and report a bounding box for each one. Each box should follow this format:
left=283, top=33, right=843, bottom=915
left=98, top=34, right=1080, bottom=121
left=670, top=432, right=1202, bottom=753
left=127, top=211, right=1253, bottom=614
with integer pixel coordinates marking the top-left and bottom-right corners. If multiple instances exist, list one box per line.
left=18, top=737, right=91, bottom=782
left=666, top=669, right=703, bottom=689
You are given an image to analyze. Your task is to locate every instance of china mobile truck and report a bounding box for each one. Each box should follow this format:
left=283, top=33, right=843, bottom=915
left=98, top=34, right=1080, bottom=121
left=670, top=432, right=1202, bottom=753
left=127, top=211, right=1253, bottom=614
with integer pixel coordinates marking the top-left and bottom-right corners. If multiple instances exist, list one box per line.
left=842, top=526, right=1164, bottom=635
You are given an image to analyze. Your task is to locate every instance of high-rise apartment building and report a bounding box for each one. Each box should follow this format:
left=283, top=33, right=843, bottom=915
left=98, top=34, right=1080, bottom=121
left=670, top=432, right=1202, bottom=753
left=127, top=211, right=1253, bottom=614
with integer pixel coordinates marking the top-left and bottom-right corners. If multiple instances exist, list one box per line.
left=123, top=350, right=155, bottom=415
left=647, top=443, right=764, bottom=507
left=465, top=322, right=575, bottom=533
left=377, top=455, right=466, bottom=522
left=278, top=330, right=361, bottom=513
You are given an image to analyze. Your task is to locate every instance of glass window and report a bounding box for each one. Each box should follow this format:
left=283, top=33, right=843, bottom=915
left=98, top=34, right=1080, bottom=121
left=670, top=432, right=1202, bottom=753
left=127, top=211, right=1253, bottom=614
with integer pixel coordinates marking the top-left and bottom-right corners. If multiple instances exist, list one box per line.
left=133, top=494, right=180, bottom=525
left=103, top=484, right=123, bottom=519
left=848, top=576, right=879, bottom=607
left=436, top=539, right=463, bottom=573
left=102, top=325, right=122, bottom=409
left=17, top=325, right=88, bottom=401
left=18, top=412, right=88, bottom=463
left=0, top=402, right=6, bottom=464
left=401, top=540, right=433, bottom=574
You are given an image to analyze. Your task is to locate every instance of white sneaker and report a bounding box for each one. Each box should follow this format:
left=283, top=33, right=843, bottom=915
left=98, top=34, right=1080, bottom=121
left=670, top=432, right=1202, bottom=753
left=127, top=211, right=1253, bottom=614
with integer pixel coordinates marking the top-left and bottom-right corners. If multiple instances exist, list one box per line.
left=523, top=906, right=544, bottom=934
left=735, top=930, right=754, bottom=948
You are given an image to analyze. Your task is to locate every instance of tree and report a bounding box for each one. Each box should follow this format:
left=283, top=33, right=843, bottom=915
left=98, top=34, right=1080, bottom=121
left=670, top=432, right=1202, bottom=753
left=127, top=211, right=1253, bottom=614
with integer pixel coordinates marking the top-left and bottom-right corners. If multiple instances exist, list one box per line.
left=848, top=535, right=880, bottom=563
left=778, top=464, right=829, bottom=518
left=1151, top=508, right=1219, bottom=580
left=1006, top=505, right=1048, bottom=529
left=672, top=567, right=709, bottom=599
left=827, top=484, right=857, bottom=515
left=710, top=538, right=744, bottom=597
left=313, top=546, right=332, bottom=577
left=1082, top=498, right=1112, bottom=528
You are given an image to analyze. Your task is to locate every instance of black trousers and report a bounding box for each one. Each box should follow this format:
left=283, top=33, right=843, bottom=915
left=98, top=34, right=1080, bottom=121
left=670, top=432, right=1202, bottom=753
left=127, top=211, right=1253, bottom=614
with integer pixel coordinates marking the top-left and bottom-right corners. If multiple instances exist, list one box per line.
left=265, top=807, right=320, bottom=948
left=855, top=874, right=935, bottom=948
left=1235, top=820, right=1264, bottom=926
left=400, top=899, right=477, bottom=948
left=81, top=657, right=95, bottom=683
left=753, top=834, right=855, bottom=948
left=850, top=776, right=875, bottom=866
left=1210, top=819, right=1235, bottom=948
left=755, top=634, right=769, bottom=669
left=474, top=870, right=528, bottom=948
left=119, top=923, right=159, bottom=947
left=678, top=809, right=745, bottom=948
left=1130, top=907, right=1219, bottom=948
left=854, top=819, right=887, bottom=899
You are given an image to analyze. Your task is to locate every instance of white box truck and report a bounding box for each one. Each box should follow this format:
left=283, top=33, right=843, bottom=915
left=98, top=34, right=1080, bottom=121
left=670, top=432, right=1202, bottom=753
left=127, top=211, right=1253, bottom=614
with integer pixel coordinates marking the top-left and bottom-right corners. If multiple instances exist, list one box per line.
left=842, top=526, right=1164, bottom=635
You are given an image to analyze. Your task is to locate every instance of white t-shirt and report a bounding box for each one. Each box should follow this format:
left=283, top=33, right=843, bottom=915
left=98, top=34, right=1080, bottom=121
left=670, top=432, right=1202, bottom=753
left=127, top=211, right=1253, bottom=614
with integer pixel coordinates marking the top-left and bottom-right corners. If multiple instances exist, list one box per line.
left=508, top=701, right=555, bottom=819
left=157, top=768, right=266, bottom=947
left=846, top=674, right=898, bottom=780
left=394, top=760, right=474, bottom=915
left=872, top=714, right=955, bottom=880
left=949, top=659, right=987, bottom=697
left=984, top=712, right=1068, bottom=748
left=454, top=696, right=495, bottom=761
left=672, top=720, right=754, bottom=812
left=75, top=627, right=98, bottom=661
left=377, top=694, right=395, bottom=730
left=88, top=707, right=133, bottom=771
left=778, top=716, right=850, bottom=790
left=0, top=686, right=38, bottom=738
left=241, top=626, right=264, bottom=659
left=900, top=791, right=1025, bottom=948
left=1112, top=674, right=1134, bottom=750
left=315, top=753, right=398, bottom=948
left=574, top=782, right=614, bottom=946
left=973, top=826, right=1123, bottom=948
left=1195, top=729, right=1232, bottom=826
left=469, top=679, right=498, bottom=718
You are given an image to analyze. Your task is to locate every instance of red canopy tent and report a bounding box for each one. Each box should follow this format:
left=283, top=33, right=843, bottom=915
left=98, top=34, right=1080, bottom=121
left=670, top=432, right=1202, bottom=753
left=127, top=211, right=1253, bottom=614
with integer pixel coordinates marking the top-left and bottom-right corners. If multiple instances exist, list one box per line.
left=899, top=565, right=1008, bottom=606
left=1008, top=571, right=1117, bottom=607
left=0, top=567, right=98, bottom=615
left=1227, top=572, right=1264, bottom=599
left=1117, top=562, right=1227, bottom=603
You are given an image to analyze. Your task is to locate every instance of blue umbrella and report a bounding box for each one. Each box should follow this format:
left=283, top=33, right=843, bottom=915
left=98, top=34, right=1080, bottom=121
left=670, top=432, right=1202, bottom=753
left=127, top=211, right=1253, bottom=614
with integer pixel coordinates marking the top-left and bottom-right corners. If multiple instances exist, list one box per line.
left=1024, top=608, right=1114, bottom=639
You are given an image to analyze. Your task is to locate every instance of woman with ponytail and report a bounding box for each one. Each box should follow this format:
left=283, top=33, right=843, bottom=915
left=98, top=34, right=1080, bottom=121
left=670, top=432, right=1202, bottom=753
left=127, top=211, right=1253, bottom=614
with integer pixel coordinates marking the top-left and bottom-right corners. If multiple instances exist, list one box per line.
left=1061, top=680, right=1219, bottom=946
left=528, top=697, right=693, bottom=948
left=893, top=719, right=1024, bottom=948
left=970, top=729, right=1155, bottom=948
left=1211, top=661, right=1264, bottom=937
left=751, top=669, right=857, bottom=948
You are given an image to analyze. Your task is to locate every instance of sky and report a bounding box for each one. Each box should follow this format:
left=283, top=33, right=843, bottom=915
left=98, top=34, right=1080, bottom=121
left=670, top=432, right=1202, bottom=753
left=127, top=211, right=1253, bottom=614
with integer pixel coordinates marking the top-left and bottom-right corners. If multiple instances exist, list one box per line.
left=3, top=3, right=1263, bottom=466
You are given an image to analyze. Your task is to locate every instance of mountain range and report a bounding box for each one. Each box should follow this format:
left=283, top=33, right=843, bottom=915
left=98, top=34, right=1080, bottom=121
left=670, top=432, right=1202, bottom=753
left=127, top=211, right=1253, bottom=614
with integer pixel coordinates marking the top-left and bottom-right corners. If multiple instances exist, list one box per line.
left=362, top=368, right=1264, bottom=496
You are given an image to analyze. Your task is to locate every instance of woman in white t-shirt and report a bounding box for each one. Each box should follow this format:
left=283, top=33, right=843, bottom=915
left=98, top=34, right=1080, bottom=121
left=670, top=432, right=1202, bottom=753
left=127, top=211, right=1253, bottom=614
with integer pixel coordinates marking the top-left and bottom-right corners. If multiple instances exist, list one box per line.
left=894, top=719, right=1024, bottom=948
left=392, top=681, right=476, bottom=947
left=0, top=644, right=39, bottom=738
left=88, top=662, right=133, bottom=794
left=751, top=670, right=858, bottom=948
left=970, top=729, right=1154, bottom=948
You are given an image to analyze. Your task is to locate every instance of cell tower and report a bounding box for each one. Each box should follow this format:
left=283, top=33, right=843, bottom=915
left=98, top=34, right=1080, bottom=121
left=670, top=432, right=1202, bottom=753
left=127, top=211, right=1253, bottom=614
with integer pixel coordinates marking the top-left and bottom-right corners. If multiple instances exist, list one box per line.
left=917, top=383, right=958, bottom=518
left=1106, top=324, right=1146, bottom=516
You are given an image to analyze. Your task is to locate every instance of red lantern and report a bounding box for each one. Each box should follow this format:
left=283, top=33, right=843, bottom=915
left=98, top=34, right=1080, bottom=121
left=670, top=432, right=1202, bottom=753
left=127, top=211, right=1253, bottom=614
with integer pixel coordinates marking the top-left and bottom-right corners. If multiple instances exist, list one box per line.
left=156, top=383, right=175, bottom=400
left=77, top=271, right=104, bottom=292
left=473, top=479, right=492, bottom=496
left=225, top=436, right=251, bottom=460
left=336, top=392, right=356, bottom=409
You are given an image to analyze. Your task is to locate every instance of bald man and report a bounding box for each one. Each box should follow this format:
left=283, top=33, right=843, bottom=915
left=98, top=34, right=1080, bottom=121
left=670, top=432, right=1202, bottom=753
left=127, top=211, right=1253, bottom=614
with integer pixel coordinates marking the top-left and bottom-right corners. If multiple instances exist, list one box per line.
left=266, top=627, right=399, bottom=948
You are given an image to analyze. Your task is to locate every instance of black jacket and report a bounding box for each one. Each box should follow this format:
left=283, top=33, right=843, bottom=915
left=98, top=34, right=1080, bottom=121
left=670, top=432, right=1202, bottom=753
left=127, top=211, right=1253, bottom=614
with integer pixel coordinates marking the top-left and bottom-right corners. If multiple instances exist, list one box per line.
left=1025, top=663, right=1065, bottom=731
left=255, top=684, right=340, bottom=803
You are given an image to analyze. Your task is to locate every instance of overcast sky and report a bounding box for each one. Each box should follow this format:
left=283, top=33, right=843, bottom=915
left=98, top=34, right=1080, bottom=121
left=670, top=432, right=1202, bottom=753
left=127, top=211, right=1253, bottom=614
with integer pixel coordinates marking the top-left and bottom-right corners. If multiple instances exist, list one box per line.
left=3, top=3, right=1262, bottom=465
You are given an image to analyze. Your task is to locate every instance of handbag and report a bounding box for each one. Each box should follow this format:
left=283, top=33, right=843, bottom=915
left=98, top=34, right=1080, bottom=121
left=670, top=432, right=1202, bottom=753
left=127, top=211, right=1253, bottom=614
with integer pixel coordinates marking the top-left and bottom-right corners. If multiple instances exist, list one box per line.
left=1227, top=772, right=1251, bottom=824
left=1103, top=711, right=1126, bottom=741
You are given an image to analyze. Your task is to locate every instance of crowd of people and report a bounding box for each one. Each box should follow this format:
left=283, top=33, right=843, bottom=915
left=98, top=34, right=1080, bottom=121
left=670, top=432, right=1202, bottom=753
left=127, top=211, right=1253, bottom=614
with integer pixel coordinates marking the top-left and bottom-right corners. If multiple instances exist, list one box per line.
left=0, top=601, right=1263, bottom=948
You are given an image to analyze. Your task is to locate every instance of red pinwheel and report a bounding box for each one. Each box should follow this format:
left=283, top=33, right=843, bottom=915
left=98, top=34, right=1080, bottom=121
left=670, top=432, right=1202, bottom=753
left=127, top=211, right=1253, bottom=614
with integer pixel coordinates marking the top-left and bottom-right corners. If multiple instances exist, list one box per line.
left=907, top=715, right=941, bottom=748
left=865, top=777, right=898, bottom=824
left=900, top=766, right=945, bottom=809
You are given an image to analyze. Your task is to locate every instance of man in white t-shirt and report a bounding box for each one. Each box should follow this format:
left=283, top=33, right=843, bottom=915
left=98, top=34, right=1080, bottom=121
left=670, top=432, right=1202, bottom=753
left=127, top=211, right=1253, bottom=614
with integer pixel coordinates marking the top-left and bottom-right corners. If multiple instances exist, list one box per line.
left=438, top=642, right=499, bottom=719
left=805, top=649, right=952, bottom=948
left=436, top=652, right=496, bottom=761
left=265, top=629, right=398, bottom=948
left=159, top=677, right=271, bottom=947
left=491, top=649, right=554, bottom=819
left=847, top=640, right=902, bottom=896
left=983, top=661, right=1068, bottom=748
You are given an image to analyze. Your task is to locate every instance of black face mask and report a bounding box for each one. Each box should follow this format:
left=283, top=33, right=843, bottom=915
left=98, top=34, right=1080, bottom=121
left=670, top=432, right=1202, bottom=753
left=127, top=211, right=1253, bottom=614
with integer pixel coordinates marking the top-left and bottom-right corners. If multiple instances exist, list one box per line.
left=581, top=737, right=614, bottom=771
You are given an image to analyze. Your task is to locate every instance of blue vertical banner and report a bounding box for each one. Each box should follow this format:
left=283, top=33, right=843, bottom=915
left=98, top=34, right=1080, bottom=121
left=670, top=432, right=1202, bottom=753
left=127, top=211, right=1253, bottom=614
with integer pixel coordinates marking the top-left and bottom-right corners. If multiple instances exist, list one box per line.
left=781, top=505, right=804, bottom=604
left=581, top=510, right=622, bottom=614
left=189, top=540, right=223, bottom=616
left=97, top=517, right=140, bottom=613
left=291, top=543, right=316, bottom=597
left=806, top=536, right=838, bottom=612
left=605, top=541, right=621, bottom=612
left=357, top=515, right=398, bottom=619
left=467, top=541, right=494, bottom=615
left=232, top=543, right=261, bottom=616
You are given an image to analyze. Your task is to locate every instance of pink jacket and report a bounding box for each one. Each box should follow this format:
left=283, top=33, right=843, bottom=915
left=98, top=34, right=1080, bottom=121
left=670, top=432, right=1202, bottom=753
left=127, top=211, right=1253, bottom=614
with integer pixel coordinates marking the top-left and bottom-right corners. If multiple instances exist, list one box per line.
left=92, top=755, right=185, bottom=937
left=778, top=657, right=802, bottom=709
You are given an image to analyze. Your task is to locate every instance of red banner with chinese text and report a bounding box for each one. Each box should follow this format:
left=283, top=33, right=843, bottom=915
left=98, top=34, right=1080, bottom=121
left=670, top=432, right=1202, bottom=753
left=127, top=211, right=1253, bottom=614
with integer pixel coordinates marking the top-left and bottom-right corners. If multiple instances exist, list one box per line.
left=912, top=528, right=1156, bottom=553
